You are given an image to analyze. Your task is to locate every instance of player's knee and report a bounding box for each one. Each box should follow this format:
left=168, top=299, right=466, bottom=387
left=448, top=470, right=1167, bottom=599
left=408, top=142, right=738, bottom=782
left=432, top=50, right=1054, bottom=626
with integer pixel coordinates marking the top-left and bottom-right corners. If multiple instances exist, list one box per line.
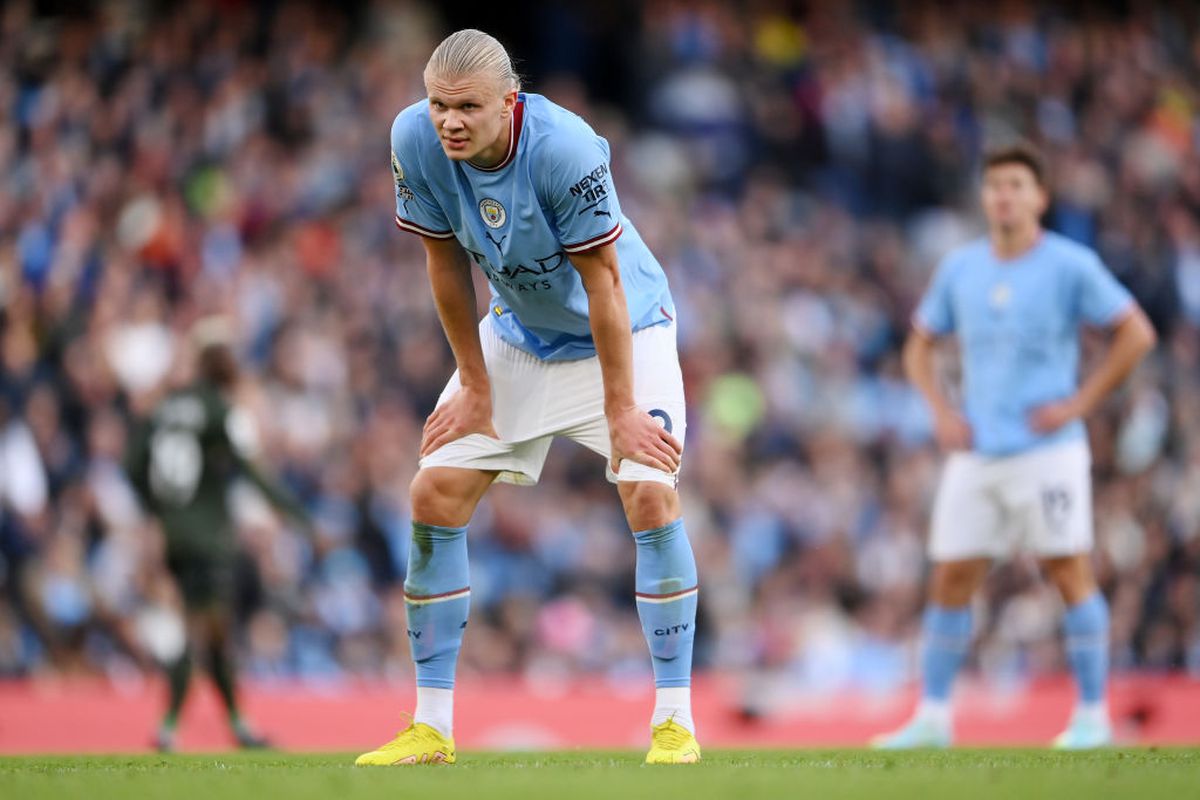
left=930, top=561, right=985, bottom=607
left=620, top=481, right=680, bottom=531
left=409, top=470, right=454, bottom=524
left=409, top=469, right=469, bottom=526
left=1041, top=554, right=1096, bottom=604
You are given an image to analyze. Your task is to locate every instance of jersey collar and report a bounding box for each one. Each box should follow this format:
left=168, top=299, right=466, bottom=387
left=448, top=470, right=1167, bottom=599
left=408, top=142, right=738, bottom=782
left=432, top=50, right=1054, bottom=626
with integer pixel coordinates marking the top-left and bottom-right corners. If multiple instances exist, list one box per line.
left=468, top=97, right=525, bottom=173
left=990, top=229, right=1045, bottom=264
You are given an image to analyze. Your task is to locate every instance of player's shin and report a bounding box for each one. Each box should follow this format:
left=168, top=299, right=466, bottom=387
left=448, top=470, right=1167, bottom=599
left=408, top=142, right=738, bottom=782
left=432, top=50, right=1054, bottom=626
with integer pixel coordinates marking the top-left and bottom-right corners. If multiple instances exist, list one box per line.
left=203, top=638, right=235, bottom=715
left=1063, top=591, right=1110, bottom=720
left=154, top=649, right=192, bottom=751
left=633, top=518, right=698, bottom=734
left=164, top=649, right=192, bottom=728
left=405, top=522, right=471, bottom=737
left=917, top=605, right=973, bottom=726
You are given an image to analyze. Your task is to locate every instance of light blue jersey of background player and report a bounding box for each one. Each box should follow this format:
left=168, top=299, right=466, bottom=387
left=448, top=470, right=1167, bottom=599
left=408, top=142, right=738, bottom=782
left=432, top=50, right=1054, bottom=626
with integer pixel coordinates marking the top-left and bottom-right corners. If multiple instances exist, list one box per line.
left=874, top=145, right=1156, bottom=752
left=914, top=231, right=1134, bottom=456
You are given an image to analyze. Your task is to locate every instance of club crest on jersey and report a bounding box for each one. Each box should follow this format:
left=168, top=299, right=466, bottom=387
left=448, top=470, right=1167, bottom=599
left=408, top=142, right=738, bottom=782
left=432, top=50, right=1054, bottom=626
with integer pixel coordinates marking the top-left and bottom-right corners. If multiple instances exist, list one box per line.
left=989, top=282, right=1012, bottom=310
left=479, top=198, right=506, bottom=229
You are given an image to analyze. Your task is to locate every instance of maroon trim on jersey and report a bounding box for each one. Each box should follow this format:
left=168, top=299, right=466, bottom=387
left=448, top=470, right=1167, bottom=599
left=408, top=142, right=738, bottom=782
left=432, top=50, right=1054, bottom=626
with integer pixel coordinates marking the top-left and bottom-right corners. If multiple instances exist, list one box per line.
left=395, top=214, right=455, bottom=239
left=469, top=99, right=525, bottom=173
left=562, top=222, right=623, bottom=254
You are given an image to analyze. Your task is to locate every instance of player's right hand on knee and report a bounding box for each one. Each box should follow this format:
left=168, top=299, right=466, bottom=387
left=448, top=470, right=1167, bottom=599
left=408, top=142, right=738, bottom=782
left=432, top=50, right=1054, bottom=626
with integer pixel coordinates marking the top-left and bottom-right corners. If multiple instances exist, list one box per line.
left=933, top=407, right=973, bottom=452
left=608, top=405, right=683, bottom=475
left=420, top=385, right=499, bottom=457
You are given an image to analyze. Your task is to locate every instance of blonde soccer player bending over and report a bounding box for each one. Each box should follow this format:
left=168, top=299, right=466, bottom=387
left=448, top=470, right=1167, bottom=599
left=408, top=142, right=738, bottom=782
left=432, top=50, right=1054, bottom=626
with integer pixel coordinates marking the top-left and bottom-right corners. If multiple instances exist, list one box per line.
left=355, top=30, right=699, bottom=765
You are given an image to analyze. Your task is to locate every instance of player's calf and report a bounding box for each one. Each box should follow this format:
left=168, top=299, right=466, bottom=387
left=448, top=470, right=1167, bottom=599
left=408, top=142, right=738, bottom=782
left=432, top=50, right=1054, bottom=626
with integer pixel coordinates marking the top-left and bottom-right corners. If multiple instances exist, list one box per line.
left=872, top=603, right=971, bottom=749
left=1042, top=555, right=1112, bottom=748
left=873, top=559, right=987, bottom=750
left=630, top=510, right=700, bottom=762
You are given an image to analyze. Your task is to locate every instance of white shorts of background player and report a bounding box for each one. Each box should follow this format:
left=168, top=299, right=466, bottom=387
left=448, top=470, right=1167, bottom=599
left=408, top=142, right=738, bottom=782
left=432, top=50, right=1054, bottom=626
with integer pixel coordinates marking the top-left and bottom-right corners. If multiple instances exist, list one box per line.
left=928, top=439, right=1093, bottom=561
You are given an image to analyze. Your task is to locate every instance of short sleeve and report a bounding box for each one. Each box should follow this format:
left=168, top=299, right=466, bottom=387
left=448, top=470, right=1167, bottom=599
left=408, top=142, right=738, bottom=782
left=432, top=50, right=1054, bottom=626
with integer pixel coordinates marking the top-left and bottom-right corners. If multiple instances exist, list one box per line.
left=913, top=256, right=957, bottom=336
left=540, top=132, right=623, bottom=254
left=390, top=115, right=454, bottom=240
left=1074, top=250, right=1133, bottom=326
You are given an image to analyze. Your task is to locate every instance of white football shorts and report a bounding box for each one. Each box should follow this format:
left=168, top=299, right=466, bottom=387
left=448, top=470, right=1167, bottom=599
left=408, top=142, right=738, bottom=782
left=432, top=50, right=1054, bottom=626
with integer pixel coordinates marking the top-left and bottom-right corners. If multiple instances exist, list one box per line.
left=419, top=319, right=685, bottom=488
left=928, top=438, right=1093, bottom=561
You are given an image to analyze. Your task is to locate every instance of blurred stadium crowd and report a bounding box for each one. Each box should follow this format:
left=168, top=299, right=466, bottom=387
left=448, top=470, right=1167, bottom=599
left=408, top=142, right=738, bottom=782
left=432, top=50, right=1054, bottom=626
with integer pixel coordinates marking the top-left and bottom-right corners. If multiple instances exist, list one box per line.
left=0, top=0, right=1198, bottom=696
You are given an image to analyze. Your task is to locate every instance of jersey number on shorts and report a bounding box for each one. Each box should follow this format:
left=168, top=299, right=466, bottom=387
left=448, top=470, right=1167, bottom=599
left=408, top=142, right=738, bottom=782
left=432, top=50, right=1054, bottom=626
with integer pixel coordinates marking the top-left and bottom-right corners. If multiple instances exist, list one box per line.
left=150, top=429, right=203, bottom=506
left=1041, top=486, right=1072, bottom=534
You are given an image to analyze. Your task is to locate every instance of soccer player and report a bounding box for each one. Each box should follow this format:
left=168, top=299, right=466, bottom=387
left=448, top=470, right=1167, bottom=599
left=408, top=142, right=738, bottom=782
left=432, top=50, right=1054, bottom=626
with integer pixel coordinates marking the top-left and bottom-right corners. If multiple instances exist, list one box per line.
left=874, top=145, right=1157, bottom=749
left=126, top=320, right=311, bottom=752
left=354, top=30, right=699, bottom=765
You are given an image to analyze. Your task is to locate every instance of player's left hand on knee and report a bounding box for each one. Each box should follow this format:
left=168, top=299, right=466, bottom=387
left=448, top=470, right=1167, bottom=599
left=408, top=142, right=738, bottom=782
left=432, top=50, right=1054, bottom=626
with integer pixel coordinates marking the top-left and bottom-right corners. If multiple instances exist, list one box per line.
left=1029, top=396, right=1084, bottom=434
left=608, top=406, right=683, bottom=475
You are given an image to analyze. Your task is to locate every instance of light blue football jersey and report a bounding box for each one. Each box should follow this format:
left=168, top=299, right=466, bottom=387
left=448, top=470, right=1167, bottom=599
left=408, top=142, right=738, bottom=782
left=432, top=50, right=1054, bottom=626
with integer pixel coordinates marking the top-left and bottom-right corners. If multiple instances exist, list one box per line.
left=914, top=231, right=1134, bottom=456
left=390, top=93, right=675, bottom=361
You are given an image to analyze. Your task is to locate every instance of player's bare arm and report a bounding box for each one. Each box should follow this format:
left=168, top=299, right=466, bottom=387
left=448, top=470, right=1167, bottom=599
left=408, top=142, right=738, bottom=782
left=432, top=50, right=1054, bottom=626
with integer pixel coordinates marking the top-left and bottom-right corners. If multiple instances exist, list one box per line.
left=570, top=242, right=682, bottom=475
left=420, top=234, right=498, bottom=457
left=903, top=326, right=971, bottom=451
left=1030, top=305, right=1156, bottom=433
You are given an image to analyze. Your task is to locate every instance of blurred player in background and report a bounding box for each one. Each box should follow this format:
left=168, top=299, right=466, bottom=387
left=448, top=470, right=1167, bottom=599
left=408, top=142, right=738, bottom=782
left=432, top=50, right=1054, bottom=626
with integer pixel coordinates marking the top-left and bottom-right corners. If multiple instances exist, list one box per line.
left=126, top=319, right=312, bottom=752
left=875, top=145, right=1157, bottom=749
left=355, top=30, right=699, bottom=765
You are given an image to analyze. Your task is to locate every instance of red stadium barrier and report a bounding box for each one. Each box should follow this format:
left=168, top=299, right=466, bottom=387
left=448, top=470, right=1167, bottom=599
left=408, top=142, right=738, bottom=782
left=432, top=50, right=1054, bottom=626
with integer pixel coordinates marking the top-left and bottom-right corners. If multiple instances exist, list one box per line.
left=1, top=674, right=1196, bottom=753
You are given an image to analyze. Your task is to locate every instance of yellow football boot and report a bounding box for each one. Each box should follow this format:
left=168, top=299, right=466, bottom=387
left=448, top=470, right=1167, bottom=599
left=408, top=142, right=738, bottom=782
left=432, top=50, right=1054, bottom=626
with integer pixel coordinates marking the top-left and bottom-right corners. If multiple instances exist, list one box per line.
left=354, top=722, right=456, bottom=766
left=645, top=718, right=701, bottom=764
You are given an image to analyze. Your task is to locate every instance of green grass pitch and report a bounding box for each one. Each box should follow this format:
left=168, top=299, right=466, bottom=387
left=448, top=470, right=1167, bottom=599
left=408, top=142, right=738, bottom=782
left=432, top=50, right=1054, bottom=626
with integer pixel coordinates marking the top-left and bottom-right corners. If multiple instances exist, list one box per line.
left=2, top=749, right=1197, bottom=800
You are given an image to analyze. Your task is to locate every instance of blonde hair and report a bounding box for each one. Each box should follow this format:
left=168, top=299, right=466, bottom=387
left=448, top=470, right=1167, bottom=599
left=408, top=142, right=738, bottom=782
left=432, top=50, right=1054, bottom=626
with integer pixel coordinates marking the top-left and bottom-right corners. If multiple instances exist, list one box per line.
left=425, top=29, right=521, bottom=93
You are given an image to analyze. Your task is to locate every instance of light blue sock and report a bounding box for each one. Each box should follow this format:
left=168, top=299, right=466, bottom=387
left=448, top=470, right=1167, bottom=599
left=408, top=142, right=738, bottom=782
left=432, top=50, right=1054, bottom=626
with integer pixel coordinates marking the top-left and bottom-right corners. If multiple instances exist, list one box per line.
left=634, top=518, right=698, bottom=688
left=405, top=522, right=470, bottom=690
left=921, top=605, right=973, bottom=701
left=1063, top=592, right=1109, bottom=705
